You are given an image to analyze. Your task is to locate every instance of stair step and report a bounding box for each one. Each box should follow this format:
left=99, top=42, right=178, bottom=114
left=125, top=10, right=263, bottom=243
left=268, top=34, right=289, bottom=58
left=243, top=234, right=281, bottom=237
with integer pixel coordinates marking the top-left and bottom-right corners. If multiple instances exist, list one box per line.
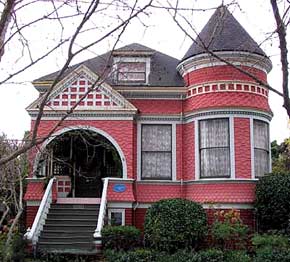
left=39, top=236, right=94, bottom=243
left=43, top=225, right=96, bottom=231
left=50, top=204, right=99, bottom=210
left=45, top=219, right=97, bottom=226
left=38, top=241, right=95, bottom=250
left=47, top=213, right=98, bottom=219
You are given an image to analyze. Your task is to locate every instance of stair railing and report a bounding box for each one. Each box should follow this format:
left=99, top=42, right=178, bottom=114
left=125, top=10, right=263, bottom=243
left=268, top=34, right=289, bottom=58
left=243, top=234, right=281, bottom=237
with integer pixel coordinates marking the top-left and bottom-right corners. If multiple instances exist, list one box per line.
left=94, top=177, right=109, bottom=238
left=25, top=177, right=55, bottom=245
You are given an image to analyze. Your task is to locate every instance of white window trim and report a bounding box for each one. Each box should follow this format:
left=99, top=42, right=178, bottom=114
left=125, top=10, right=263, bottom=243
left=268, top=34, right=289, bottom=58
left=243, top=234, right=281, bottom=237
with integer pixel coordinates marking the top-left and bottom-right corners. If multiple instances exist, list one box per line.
left=137, top=121, right=177, bottom=181
left=195, top=116, right=235, bottom=180
left=250, top=117, right=271, bottom=178
left=113, top=57, right=150, bottom=84
left=108, top=209, right=125, bottom=226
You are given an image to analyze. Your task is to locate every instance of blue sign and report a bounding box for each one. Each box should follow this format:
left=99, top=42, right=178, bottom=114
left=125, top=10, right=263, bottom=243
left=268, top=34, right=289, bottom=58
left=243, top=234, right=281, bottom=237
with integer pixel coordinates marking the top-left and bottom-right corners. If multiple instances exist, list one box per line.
left=113, top=184, right=126, bottom=193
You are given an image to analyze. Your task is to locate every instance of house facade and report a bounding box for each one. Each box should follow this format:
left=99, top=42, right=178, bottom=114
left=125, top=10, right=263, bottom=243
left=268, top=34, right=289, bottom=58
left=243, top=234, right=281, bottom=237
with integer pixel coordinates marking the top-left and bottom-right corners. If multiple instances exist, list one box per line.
left=24, top=6, right=272, bottom=253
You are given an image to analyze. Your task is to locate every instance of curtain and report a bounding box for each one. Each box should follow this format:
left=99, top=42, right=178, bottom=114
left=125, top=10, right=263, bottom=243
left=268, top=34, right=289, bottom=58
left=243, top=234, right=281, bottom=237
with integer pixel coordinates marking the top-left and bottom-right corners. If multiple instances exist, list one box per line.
left=199, top=119, right=230, bottom=178
left=141, top=125, right=172, bottom=179
left=254, top=120, right=269, bottom=177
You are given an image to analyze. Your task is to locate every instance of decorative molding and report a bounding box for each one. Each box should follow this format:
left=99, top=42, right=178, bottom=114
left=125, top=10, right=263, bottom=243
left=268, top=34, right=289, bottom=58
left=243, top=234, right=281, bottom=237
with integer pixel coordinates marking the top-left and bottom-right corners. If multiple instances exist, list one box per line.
left=177, top=51, right=272, bottom=75
left=186, top=81, right=268, bottom=99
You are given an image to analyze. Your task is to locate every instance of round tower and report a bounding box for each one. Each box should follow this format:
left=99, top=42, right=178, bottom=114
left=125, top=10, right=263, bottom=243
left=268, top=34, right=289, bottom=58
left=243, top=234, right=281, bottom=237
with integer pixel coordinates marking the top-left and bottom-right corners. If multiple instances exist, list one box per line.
left=178, top=6, right=272, bottom=224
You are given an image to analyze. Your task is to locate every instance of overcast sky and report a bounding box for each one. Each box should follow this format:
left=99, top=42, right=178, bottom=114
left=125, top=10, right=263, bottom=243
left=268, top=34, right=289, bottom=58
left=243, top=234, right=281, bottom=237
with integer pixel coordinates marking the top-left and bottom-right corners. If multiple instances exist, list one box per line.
left=0, top=0, right=289, bottom=143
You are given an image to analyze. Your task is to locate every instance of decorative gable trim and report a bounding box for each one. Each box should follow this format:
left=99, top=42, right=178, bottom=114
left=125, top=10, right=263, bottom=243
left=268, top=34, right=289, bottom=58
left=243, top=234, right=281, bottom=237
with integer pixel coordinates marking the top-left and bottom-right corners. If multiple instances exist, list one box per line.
left=27, top=65, right=137, bottom=113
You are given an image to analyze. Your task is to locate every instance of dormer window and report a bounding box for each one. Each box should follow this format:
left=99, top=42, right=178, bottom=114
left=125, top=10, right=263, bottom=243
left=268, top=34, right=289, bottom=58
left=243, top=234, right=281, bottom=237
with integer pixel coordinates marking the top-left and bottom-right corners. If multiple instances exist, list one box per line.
left=113, top=57, right=150, bottom=85
left=117, top=62, right=146, bottom=83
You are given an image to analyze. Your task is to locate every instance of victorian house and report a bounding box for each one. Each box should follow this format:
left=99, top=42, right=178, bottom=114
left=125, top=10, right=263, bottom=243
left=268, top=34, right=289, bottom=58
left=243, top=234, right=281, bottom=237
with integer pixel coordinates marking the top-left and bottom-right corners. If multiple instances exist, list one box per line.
left=24, top=6, right=272, bottom=253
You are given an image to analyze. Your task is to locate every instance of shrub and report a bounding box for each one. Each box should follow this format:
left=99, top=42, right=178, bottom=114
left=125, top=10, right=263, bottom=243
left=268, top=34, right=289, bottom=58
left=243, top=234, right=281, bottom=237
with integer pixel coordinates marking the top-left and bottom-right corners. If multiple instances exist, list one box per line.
left=104, top=249, right=156, bottom=262
left=255, top=173, right=290, bottom=232
left=224, top=250, right=251, bottom=262
left=252, top=234, right=290, bottom=251
left=211, top=209, right=249, bottom=250
left=144, top=198, right=207, bottom=252
left=198, top=248, right=224, bottom=262
left=254, top=249, right=290, bottom=262
left=156, top=249, right=200, bottom=262
left=102, top=226, right=141, bottom=251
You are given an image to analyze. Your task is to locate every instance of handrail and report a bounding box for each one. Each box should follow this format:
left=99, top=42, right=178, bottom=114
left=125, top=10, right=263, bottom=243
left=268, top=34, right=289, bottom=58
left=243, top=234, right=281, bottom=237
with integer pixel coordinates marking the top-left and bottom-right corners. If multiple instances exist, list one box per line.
left=24, top=177, right=55, bottom=245
left=94, top=177, right=109, bottom=238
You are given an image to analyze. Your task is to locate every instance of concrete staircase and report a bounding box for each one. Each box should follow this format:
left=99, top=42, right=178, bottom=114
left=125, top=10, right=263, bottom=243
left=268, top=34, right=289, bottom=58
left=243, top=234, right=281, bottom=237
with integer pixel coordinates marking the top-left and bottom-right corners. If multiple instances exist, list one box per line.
left=37, top=203, right=100, bottom=254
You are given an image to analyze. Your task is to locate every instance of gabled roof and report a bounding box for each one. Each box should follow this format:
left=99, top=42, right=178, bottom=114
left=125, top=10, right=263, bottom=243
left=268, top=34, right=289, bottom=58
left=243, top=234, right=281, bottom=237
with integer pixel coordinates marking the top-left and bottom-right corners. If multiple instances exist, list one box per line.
left=34, top=43, right=184, bottom=88
left=182, top=6, right=267, bottom=61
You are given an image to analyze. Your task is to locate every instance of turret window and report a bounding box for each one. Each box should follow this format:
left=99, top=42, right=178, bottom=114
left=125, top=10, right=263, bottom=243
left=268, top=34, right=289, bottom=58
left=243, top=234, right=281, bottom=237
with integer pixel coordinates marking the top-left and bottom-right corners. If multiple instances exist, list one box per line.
left=199, top=118, right=230, bottom=178
left=254, top=120, right=269, bottom=177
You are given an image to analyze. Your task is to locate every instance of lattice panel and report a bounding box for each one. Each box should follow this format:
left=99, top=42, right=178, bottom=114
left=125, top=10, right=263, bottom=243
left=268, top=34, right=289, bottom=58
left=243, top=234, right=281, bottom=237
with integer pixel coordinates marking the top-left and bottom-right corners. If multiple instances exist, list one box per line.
left=46, top=76, right=118, bottom=108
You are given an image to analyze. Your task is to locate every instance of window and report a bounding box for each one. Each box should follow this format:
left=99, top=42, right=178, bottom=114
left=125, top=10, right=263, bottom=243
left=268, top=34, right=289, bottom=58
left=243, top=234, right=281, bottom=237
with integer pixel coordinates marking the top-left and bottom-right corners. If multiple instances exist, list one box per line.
left=108, top=209, right=125, bottom=226
left=199, top=118, right=230, bottom=178
left=141, top=125, right=172, bottom=180
left=254, top=120, right=269, bottom=177
left=117, top=62, right=146, bottom=83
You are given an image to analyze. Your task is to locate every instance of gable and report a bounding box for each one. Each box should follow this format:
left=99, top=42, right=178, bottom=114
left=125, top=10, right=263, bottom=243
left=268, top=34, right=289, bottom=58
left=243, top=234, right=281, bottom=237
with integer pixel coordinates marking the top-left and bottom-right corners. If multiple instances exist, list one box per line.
left=27, top=65, right=137, bottom=112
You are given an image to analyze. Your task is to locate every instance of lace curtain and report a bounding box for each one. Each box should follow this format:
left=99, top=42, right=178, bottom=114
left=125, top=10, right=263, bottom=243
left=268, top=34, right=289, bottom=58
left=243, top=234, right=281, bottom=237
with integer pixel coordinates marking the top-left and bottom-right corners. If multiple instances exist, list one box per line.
left=199, top=119, right=230, bottom=178
left=141, top=125, right=172, bottom=179
left=254, top=120, right=269, bottom=177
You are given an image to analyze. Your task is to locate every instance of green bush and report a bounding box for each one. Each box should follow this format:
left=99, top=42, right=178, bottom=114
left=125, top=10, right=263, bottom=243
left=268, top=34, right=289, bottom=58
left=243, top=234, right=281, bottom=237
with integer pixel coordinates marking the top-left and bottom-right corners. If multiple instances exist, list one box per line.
left=224, top=250, right=251, bottom=262
left=254, top=249, right=290, bottom=262
left=156, top=249, right=200, bottom=262
left=101, top=226, right=141, bottom=251
left=144, top=198, right=207, bottom=252
left=198, top=249, right=224, bottom=262
left=104, top=249, right=157, bottom=262
left=252, top=234, right=290, bottom=251
left=211, top=209, right=249, bottom=250
left=255, top=173, right=290, bottom=232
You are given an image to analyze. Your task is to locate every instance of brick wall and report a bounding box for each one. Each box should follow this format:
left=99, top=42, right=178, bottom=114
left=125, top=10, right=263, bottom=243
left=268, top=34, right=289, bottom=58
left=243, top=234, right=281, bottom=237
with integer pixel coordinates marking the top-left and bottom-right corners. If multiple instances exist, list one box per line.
left=184, top=65, right=267, bottom=86
left=184, top=92, right=270, bottom=113
left=234, top=118, right=252, bottom=179
left=183, top=123, right=195, bottom=181
left=26, top=206, right=39, bottom=228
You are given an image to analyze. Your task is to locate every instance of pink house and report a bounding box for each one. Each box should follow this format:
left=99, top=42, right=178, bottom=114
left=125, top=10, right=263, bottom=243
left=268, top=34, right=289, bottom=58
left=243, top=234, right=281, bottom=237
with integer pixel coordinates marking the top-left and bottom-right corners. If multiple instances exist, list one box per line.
left=24, top=6, right=272, bottom=254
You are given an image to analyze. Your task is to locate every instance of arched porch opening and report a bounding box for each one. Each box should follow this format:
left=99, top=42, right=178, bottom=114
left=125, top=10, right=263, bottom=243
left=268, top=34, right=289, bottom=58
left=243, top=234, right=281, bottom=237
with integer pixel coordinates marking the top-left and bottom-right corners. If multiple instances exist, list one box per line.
left=35, top=127, right=124, bottom=198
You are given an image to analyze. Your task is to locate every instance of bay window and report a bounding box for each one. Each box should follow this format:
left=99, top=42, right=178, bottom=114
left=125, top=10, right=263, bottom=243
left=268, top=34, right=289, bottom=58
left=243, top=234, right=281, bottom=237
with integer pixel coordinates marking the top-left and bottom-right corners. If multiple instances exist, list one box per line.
left=141, top=124, right=172, bottom=180
left=199, top=118, right=230, bottom=178
left=254, top=120, right=269, bottom=177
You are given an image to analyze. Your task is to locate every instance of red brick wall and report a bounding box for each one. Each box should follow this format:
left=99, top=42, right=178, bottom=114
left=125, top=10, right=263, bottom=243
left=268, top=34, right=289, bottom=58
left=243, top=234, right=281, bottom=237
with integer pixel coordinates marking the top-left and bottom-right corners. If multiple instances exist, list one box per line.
left=30, top=120, right=135, bottom=179
left=134, top=208, right=147, bottom=231
left=184, top=65, right=267, bottom=86
left=26, top=206, right=39, bottom=228
left=184, top=92, right=270, bottom=113
left=183, top=123, right=195, bottom=181
left=125, top=208, right=133, bottom=225
left=176, top=124, right=183, bottom=181
left=185, top=183, right=256, bottom=203
left=129, top=99, right=182, bottom=114
left=135, top=184, right=182, bottom=202
left=206, top=208, right=255, bottom=230
left=234, top=118, right=252, bottom=179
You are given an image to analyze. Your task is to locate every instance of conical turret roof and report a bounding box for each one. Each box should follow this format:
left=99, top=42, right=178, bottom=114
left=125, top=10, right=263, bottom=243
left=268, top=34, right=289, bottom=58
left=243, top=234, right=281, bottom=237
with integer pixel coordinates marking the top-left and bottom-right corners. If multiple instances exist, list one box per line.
left=182, top=6, right=267, bottom=61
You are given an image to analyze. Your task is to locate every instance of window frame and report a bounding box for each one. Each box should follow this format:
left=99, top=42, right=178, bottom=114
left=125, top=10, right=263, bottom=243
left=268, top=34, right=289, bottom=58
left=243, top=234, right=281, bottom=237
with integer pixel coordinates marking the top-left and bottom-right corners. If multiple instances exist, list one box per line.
left=141, top=124, right=173, bottom=180
left=117, top=62, right=146, bottom=83
left=253, top=119, right=270, bottom=178
left=108, top=209, right=125, bottom=226
left=198, top=118, right=231, bottom=179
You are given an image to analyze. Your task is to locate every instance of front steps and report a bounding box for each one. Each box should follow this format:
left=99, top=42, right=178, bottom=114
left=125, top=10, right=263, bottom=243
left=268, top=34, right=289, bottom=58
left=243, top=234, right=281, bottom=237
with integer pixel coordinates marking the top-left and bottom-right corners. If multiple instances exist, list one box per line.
left=37, top=203, right=100, bottom=254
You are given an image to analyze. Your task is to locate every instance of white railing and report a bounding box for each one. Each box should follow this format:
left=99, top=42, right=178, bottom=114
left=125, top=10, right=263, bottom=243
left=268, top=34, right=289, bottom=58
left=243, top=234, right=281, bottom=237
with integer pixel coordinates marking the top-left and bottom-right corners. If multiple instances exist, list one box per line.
left=94, top=177, right=109, bottom=238
left=24, top=177, right=55, bottom=245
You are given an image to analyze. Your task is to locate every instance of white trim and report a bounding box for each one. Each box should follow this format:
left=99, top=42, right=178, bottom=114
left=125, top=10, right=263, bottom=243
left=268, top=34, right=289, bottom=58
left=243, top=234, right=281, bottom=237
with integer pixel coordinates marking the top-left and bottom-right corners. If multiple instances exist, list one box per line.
left=177, top=51, right=272, bottom=75
left=107, top=202, right=133, bottom=208
left=229, top=117, right=235, bottom=179
left=33, top=125, right=127, bottom=179
left=108, top=209, right=125, bottom=226
left=26, top=201, right=41, bottom=206
left=30, top=115, right=135, bottom=121
left=137, top=121, right=177, bottom=182
left=133, top=203, right=253, bottom=209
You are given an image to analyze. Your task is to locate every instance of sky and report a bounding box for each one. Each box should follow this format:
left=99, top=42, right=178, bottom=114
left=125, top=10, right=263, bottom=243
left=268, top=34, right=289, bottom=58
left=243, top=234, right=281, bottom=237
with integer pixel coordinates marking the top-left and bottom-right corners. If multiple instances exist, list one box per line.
left=0, top=0, right=289, bottom=143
